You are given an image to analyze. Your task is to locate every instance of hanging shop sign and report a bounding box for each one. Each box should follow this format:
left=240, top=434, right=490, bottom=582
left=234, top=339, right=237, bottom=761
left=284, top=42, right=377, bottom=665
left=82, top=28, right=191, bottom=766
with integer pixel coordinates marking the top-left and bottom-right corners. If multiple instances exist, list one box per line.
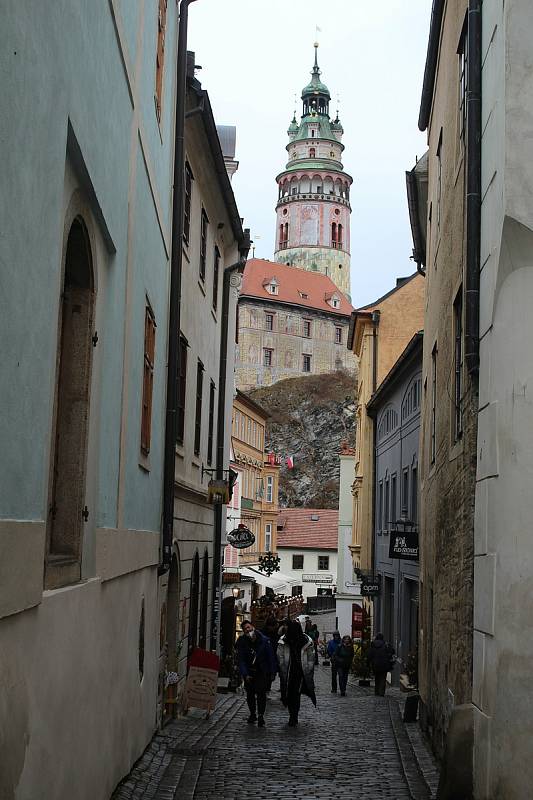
left=226, top=524, right=255, bottom=550
left=388, top=528, right=419, bottom=561
left=361, top=576, right=381, bottom=596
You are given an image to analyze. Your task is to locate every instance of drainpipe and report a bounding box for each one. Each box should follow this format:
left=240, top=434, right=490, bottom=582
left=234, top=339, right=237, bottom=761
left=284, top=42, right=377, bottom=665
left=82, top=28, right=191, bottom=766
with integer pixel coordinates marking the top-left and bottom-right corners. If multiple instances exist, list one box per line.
left=371, top=310, right=380, bottom=393
left=161, top=0, right=195, bottom=572
left=369, top=310, right=380, bottom=635
left=465, top=0, right=481, bottom=376
left=210, top=235, right=251, bottom=652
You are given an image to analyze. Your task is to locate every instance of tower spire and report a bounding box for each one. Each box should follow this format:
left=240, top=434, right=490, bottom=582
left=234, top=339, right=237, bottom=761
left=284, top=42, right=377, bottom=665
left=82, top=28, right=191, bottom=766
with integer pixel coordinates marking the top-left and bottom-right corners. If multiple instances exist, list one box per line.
left=313, top=41, right=319, bottom=71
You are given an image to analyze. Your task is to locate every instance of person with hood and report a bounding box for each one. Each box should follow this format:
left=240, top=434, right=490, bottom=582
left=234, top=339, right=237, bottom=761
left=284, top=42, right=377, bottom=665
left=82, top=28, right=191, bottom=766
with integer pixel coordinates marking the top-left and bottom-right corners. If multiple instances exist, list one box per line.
left=335, top=635, right=355, bottom=696
left=327, top=631, right=342, bottom=693
left=367, top=632, right=395, bottom=696
left=277, top=619, right=317, bottom=726
left=236, top=619, right=278, bottom=727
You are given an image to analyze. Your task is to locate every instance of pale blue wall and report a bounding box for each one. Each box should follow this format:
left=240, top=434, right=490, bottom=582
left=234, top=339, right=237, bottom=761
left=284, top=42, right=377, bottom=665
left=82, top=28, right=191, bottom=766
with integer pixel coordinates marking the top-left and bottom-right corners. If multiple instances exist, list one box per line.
left=0, top=0, right=175, bottom=537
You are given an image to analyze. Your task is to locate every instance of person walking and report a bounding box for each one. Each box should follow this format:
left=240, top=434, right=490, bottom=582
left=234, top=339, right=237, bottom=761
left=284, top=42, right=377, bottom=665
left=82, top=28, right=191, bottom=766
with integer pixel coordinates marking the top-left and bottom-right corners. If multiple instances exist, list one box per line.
left=277, top=619, right=317, bottom=726
left=367, top=632, right=395, bottom=697
left=236, top=620, right=277, bottom=727
left=309, top=622, right=320, bottom=665
left=327, top=631, right=342, bottom=693
left=335, top=635, right=354, bottom=696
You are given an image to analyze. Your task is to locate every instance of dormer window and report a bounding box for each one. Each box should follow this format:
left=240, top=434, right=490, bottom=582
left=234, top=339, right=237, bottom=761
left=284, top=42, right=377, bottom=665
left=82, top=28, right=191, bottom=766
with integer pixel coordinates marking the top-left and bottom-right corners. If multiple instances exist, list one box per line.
left=332, top=297, right=340, bottom=308
left=268, top=283, right=278, bottom=295
left=263, top=277, right=280, bottom=295
left=325, top=292, right=341, bottom=309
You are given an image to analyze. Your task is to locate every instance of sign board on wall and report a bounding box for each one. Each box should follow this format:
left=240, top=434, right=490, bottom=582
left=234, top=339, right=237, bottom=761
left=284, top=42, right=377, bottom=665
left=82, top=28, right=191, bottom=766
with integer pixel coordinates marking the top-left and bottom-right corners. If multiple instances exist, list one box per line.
left=302, top=574, right=333, bottom=583
left=388, top=529, right=419, bottom=561
left=361, top=576, right=381, bottom=596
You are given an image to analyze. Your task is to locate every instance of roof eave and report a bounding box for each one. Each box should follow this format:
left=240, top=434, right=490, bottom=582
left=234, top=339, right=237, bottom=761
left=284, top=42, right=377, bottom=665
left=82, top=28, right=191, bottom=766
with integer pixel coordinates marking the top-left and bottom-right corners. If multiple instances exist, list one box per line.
left=418, top=0, right=445, bottom=131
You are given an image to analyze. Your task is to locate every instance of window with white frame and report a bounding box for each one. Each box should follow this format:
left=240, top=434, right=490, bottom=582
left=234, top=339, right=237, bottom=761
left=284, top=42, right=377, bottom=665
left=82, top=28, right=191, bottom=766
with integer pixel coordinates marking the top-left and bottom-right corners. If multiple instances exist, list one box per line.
left=266, top=475, right=273, bottom=503
left=264, top=523, right=272, bottom=552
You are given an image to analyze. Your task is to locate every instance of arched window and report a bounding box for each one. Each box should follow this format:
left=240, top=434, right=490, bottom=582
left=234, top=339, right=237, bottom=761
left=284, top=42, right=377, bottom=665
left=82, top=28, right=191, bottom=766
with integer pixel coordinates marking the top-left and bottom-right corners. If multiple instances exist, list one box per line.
left=377, top=405, right=399, bottom=441
left=46, top=216, right=95, bottom=589
left=309, top=147, right=316, bottom=158
left=331, top=222, right=337, bottom=247
left=337, top=224, right=343, bottom=248
left=188, top=552, right=200, bottom=656
left=198, top=550, right=209, bottom=649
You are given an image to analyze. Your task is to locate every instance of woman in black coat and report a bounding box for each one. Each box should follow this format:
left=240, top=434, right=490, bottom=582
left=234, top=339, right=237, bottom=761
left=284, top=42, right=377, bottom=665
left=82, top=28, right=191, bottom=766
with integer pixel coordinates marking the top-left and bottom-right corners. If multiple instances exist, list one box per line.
left=367, top=632, right=395, bottom=696
left=334, top=635, right=354, bottom=696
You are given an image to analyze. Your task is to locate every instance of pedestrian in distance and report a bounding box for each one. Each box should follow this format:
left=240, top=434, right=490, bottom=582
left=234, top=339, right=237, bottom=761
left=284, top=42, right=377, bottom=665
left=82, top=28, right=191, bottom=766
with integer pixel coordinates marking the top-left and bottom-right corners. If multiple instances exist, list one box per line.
left=308, top=621, right=320, bottom=665
left=277, top=619, right=317, bottom=727
left=335, top=635, right=355, bottom=696
left=327, top=631, right=342, bottom=693
left=367, top=632, right=395, bottom=697
left=236, top=619, right=278, bottom=727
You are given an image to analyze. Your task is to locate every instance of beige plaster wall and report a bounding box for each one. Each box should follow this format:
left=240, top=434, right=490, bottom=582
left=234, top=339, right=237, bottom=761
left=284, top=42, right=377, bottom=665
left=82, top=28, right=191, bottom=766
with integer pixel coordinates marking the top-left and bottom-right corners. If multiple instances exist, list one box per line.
left=0, top=570, right=159, bottom=800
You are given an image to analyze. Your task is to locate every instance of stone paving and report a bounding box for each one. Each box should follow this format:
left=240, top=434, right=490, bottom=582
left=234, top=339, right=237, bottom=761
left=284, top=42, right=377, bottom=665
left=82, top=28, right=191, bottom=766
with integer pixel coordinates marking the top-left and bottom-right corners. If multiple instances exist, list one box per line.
left=111, top=660, right=439, bottom=800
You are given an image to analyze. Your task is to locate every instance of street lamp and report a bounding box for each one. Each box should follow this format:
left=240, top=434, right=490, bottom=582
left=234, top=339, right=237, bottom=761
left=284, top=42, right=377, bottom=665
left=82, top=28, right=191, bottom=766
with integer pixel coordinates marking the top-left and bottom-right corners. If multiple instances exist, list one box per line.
left=232, top=586, right=240, bottom=599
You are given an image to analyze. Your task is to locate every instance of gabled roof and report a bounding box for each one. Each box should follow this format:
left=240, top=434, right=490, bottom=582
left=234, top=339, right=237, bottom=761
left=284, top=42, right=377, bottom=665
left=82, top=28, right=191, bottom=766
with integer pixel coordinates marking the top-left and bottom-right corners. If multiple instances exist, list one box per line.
left=277, top=509, right=338, bottom=550
left=240, top=259, right=353, bottom=317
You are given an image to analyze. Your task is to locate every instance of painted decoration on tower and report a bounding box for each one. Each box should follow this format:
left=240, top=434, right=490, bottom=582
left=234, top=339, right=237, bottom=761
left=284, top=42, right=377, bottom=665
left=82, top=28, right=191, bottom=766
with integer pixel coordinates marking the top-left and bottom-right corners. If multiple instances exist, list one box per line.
left=301, top=204, right=319, bottom=245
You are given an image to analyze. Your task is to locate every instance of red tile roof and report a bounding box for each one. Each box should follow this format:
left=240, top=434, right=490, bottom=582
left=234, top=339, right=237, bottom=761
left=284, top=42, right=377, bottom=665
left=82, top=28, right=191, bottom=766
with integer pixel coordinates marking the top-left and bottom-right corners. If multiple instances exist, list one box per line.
left=277, top=509, right=338, bottom=550
left=240, top=258, right=353, bottom=316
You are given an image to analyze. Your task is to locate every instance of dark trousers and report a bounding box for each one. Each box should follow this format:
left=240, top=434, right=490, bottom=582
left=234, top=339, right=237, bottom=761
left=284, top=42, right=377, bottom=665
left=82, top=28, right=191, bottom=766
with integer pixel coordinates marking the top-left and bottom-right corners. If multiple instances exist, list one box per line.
left=331, top=662, right=338, bottom=691
left=337, top=666, right=349, bottom=694
left=245, top=683, right=266, bottom=717
left=374, top=671, right=387, bottom=696
left=288, top=691, right=301, bottom=722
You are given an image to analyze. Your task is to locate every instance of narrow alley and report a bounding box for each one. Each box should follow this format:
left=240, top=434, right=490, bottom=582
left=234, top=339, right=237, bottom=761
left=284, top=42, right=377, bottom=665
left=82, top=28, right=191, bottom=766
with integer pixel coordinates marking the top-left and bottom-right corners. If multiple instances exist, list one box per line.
left=112, top=659, right=438, bottom=800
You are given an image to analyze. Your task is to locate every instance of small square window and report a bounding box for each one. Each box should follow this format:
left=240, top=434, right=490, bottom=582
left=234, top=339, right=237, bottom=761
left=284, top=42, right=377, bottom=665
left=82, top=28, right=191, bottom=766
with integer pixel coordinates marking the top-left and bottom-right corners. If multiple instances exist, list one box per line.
left=292, top=554, right=304, bottom=570
left=318, top=555, right=329, bottom=570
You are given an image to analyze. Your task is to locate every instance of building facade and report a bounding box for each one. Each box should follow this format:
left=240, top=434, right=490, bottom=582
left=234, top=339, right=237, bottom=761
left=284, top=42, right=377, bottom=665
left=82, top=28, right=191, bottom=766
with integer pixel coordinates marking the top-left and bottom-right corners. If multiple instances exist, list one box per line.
left=0, top=3, right=179, bottom=797
left=236, top=258, right=356, bottom=390
left=414, top=1, right=479, bottom=788
left=367, top=334, right=422, bottom=686
left=347, top=275, right=425, bottom=591
left=274, top=45, right=352, bottom=299
left=276, top=509, right=338, bottom=603
left=335, top=444, right=361, bottom=636
left=166, top=64, right=248, bottom=693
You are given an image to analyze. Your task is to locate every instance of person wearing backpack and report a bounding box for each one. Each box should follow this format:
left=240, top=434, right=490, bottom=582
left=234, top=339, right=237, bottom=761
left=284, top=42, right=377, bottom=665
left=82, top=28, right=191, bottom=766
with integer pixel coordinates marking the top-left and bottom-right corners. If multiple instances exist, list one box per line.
left=367, top=632, right=395, bottom=696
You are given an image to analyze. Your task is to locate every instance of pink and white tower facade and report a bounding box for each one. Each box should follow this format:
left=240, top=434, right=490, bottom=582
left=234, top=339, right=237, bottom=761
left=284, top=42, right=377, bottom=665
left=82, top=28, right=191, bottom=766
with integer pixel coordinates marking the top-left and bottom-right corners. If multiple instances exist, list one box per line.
left=274, top=45, right=352, bottom=299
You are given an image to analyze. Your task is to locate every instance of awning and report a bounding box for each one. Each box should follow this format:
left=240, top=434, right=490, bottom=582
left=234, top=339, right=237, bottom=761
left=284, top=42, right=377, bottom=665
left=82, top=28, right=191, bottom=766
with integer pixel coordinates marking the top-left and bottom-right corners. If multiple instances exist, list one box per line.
left=240, top=566, right=297, bottom=591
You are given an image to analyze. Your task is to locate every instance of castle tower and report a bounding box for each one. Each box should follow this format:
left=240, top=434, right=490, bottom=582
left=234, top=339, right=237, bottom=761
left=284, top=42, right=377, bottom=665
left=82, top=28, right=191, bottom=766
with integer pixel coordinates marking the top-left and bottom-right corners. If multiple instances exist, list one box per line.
left=274, top=45, right=352, bottom=299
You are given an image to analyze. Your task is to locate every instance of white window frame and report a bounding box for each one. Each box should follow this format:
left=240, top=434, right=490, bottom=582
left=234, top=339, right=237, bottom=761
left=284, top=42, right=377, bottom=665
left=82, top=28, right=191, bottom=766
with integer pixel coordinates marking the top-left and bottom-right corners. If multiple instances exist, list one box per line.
left=266, top=476, right=273, bottom=503
left=264, top=523, right=272, bottom=552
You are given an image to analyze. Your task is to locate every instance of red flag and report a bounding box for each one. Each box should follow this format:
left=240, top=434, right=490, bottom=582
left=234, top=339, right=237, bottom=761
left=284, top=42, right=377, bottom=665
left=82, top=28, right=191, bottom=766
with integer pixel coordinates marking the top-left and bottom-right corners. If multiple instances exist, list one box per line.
left=286, top=455, right=294, bottom=469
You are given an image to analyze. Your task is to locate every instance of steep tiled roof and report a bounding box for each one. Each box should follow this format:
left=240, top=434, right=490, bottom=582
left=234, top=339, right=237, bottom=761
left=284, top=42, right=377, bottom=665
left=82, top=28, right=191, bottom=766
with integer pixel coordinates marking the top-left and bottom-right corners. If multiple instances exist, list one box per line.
left=277, top=509, right=338, bottom=550
left=240, top=259, right=353, bottom=317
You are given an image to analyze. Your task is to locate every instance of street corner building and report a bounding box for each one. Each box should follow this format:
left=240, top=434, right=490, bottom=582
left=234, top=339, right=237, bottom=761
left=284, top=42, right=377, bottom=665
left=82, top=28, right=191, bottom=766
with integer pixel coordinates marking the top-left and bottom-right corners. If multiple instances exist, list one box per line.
left=0, top=4, right=247, bottom=799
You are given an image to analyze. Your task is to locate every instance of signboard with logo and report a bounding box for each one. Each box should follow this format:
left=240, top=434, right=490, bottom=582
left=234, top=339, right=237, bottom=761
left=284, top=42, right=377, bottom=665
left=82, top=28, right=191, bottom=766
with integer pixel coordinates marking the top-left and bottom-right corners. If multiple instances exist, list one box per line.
left=389, top=529, right=419, bottom=561
left=226, top=524, right=255, bottom=550
left=361, top=575, right=381, bottom=596
left=302, top=573, right=333, bottom=583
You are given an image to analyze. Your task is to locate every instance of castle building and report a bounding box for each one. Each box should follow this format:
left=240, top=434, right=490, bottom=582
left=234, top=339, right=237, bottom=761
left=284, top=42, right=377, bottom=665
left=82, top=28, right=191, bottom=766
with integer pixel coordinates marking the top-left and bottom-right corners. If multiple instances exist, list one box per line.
left=274, top=44, right=353, bottom=300
left=235, top=258, right=356, bottom=390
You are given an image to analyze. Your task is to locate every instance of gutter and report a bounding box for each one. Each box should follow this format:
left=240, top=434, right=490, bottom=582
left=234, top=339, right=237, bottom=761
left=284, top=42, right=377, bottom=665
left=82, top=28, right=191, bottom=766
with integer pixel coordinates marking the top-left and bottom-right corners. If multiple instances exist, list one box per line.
left=418, top=0, right=445, bottom=132
left=161, top=0, right=194, bottom=571
left=371, top=310, right=380, bottom=393
left=465, top=0, right=481, bottom=375
left=406, top=168, right=426, bottom=275
left=210, top=234, right=251, bottom=651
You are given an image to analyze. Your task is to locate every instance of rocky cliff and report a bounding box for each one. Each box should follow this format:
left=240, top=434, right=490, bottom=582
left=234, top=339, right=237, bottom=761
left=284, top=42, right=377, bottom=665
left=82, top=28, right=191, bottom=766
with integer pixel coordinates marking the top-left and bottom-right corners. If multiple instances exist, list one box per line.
left=249, top=371, right=356, bottom=509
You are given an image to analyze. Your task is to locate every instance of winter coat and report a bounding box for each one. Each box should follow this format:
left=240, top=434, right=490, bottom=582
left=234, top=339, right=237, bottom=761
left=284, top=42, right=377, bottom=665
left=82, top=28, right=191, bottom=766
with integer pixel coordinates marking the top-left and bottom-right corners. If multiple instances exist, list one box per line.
left=236, top=630, right=278, bottom=682
left=334, top=642, right=354, bottom=670
left=277, top=633, right=316, bottom=705
left=367, top=638, right=395, bottom=674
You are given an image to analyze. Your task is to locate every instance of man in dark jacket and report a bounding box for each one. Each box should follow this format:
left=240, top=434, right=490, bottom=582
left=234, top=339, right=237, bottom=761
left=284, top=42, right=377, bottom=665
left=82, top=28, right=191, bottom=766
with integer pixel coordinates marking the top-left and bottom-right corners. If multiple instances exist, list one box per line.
left=236, top=620, right=278, bottom=727
left=367, top=632, right=395, bottom=696
left=327, top=632, right=341, bottom=692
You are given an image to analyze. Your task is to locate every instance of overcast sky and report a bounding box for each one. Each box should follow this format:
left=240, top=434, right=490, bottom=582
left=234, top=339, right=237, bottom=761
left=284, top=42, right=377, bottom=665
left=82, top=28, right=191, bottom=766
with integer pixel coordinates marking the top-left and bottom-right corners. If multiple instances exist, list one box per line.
left=188, top=1, right=431, bottom=308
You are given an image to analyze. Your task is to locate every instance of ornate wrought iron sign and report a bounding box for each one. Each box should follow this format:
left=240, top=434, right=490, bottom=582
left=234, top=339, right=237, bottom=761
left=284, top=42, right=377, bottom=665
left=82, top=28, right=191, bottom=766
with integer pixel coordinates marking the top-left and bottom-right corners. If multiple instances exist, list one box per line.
left=226, top=524, right=255, bottom=550
left=258, top=550, right=280, bottom=576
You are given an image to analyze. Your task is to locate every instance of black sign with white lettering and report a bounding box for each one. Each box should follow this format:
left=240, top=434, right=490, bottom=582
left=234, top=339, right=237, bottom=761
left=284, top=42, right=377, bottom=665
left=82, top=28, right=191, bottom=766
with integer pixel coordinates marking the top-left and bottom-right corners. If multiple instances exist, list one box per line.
left=361, top=576, right=381, bottom=596
left=389, top=529, right=419, bottom=561
left=227, top=525, right=255, bottom=549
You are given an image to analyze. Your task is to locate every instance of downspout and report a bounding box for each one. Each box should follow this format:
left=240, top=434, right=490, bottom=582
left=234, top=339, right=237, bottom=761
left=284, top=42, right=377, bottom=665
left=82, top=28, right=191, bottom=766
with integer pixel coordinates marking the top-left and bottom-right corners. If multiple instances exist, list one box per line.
left=465, top=0, right=481, bottom=376
left=210, top=235, right=251, bottom=651
left=161, top=0, right=194, bottom=572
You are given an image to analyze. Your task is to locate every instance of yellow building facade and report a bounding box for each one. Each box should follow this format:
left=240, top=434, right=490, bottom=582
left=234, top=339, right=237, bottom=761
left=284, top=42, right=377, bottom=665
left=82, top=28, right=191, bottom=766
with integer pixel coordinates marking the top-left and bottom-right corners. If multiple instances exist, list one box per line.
left=348, top=275, right=425, bottom=578
left=230, top=391, right=279, bottom=563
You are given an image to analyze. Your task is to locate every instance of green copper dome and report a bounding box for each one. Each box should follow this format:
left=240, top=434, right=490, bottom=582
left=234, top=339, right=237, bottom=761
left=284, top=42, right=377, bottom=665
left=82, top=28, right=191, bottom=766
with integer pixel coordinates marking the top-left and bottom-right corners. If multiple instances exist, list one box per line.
left=288, top=114, right=299, bottom=134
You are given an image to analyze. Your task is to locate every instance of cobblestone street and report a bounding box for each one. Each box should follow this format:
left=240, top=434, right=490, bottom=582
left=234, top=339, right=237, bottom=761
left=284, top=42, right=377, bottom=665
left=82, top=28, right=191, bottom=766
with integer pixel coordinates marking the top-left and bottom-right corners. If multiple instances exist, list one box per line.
left=112, top=655, right=439, bottom=800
